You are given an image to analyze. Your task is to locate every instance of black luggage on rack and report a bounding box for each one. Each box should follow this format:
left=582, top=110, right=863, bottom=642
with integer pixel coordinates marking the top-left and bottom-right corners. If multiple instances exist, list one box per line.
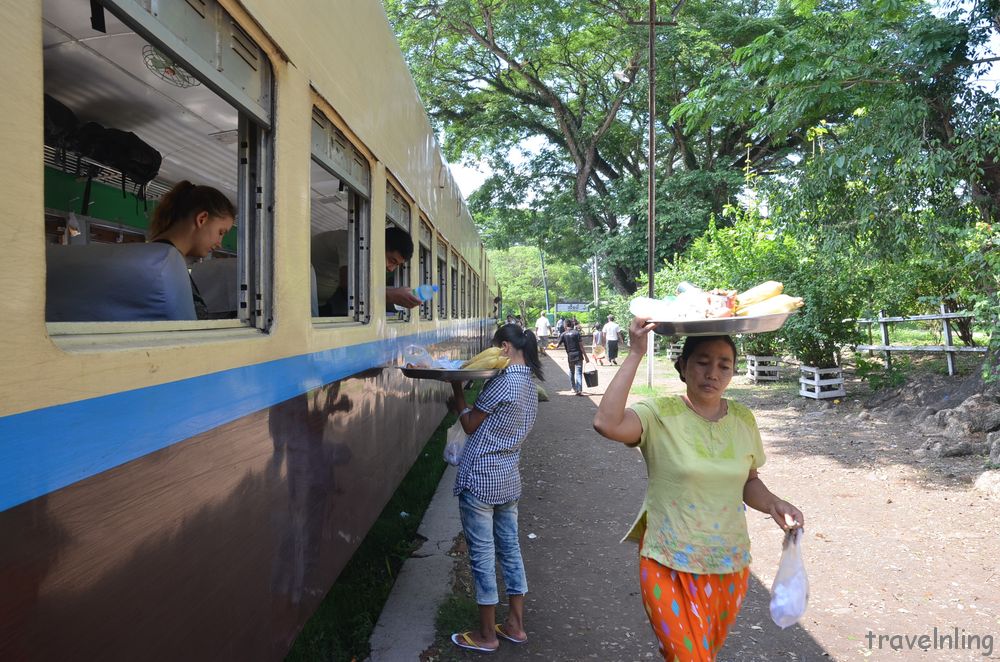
left=75, top=122, right=163, bottom=204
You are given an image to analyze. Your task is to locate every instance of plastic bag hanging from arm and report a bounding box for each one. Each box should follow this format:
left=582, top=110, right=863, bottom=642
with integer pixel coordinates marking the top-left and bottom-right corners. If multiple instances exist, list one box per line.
left=443, top=420, right=467, bottom=466
left=769, top=527, right=809, bottom=628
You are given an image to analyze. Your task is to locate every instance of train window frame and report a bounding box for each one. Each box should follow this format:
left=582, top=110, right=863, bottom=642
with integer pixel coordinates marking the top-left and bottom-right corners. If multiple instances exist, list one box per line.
left=42, top=0, right=274, bottom=344
left=450, top=250, right=459, bottom=319
left=309, top=107, right=372, bottom=326
left=436, top=236, right=449, bottom=319
left=418, top=218, right=433, bottom=321
left=460, top=262, right=468, bottom=319
left=385, top=179, right=412, bottom=324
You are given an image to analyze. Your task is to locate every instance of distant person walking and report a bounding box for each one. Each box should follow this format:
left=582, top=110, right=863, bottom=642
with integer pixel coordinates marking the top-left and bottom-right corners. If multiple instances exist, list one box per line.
left=556, top=318, right=589, bottom=395
left=604, top=315, right=622, bottom=365
left=593, top=320, right=804, bottom=661
left=592, top=324, right=607, bottom=366
left=535, top=314, right=552, bottom=353
left=555, top=316, right=566, bottom=336
left=448, top=324, right=545, bottom=653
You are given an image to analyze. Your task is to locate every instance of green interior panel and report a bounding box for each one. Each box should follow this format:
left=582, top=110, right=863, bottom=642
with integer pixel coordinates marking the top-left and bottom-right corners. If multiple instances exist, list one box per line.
left=44, top=167, right=237, bottom=251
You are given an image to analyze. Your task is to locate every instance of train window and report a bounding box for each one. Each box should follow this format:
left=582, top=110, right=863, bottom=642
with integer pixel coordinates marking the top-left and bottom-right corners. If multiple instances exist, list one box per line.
left=466, top=267, right=474, bottom=318
left=460, top=263, right=468, bottom=319
left=473, top=274, right=480, bottom=317
left=450, top=251, right=459, bottom=318
left=437, top=237, right=449, bottom=319
left=385, top=181, right=412, bottom=322
left=418, top=219, right=433, bottom=321
left=310, top=109, right=371, bottom=323
left=42, top=0, right=273, bottom=331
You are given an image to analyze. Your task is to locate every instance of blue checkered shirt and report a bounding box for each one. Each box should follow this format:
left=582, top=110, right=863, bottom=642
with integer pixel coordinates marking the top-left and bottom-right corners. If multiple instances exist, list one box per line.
left=453, top=364, right=538, bottom=504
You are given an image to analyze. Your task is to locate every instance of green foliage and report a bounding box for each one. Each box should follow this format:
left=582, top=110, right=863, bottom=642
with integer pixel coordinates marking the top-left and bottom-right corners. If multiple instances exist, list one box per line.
left=740, top=332, right=781, bottom=357
left=489, top=246, right=592, bottom=319
left=856, top=356, right=909, bottom=390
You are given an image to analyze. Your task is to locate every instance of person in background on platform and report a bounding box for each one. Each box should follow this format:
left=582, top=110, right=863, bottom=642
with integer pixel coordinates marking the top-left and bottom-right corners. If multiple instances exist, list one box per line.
left=604, top=315, right=622, bottom=365
left=448, top=324, right=545, bottom=653
left=148, top=180, right=235, bottom=320
left=556, top=318, right=589, bottom=395
left=593, top=320, right=804, bottom=661
left=592, top=323, right=607, bottom=366
left=535, top=313, right=551, bottom=353
left=555, top=316, right=566, bottom=337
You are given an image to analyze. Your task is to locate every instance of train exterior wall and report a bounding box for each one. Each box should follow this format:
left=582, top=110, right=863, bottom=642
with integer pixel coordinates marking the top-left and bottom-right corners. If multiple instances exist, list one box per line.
left=0, top=328, right=486, bottom=660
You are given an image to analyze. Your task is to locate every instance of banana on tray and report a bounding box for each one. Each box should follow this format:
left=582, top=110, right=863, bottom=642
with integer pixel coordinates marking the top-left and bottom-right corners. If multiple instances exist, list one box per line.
left=461, top=347, right=510, bottom=370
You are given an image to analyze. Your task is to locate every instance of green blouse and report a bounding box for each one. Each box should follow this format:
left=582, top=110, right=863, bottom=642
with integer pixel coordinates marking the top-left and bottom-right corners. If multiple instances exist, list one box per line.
left=624, top=395, right=766, bottom=575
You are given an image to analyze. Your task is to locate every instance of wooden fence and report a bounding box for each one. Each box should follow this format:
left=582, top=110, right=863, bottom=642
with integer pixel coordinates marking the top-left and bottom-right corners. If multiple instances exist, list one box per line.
left=851, top=304, right=987, bottom=376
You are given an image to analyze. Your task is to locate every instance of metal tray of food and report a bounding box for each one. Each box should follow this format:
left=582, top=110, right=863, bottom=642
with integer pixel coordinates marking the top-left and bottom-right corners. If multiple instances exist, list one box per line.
left=400, top=367, right=502, bottom=381
left=651, top=312, right=795, bottom=337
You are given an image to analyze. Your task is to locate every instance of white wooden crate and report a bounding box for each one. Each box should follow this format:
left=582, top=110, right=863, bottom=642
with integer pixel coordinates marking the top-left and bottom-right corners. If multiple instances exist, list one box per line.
left=799, top=365, right=846, bottom=399
left=747, top=355, right=780, bottom=382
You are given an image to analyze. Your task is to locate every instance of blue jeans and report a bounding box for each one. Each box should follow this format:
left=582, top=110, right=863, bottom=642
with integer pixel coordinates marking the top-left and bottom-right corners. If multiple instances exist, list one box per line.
left=458, top=490, right=528, bottom=605
left=568, top=359, right=583, bottom=393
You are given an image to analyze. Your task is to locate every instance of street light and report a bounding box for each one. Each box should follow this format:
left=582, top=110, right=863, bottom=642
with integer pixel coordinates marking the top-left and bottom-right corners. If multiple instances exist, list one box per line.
left=627, top=0, right=683, bottom=387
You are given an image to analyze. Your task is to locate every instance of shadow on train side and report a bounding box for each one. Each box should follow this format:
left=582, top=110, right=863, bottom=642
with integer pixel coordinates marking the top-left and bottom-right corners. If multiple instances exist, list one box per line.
left=0, top=366, right=451, bottom=661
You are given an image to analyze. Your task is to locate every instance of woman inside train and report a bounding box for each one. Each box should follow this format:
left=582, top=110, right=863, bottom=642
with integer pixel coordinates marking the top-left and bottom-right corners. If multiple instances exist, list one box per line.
left=148, top=180, right=236, bottom=319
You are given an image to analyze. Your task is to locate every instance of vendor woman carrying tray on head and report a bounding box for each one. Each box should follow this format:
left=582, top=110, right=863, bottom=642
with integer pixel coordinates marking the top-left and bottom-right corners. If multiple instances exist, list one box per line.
left=593, top=317, right=804, bottom=661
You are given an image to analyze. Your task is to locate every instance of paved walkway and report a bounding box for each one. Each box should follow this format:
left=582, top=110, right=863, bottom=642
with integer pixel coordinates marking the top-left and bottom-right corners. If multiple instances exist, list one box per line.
left=370, top=352, right=829, bottom=661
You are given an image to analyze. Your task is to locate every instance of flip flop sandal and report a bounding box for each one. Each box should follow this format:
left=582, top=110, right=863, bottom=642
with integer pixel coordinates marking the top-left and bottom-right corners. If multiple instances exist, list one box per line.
left=495, top=624, right=528, bottom=644
left=450, top=632, right=498, bottom=653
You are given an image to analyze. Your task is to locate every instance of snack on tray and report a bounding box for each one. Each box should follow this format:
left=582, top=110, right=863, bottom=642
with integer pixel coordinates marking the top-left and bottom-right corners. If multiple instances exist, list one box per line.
left=735, top=293, right=803, bottom=317
left=461, top=347, right=510, bottom=370
left=629, top=281, right=804, bottom=321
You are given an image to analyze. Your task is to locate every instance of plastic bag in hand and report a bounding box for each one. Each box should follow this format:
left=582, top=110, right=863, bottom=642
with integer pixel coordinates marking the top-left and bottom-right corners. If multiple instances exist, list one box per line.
left=443, top=421, right=467, bottom=466
left=769, top=527, right=809, bottom=629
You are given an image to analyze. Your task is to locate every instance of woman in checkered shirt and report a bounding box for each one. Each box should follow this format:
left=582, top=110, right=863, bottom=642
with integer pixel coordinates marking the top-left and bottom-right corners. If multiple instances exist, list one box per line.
left=448, top=324, right=545, bottom=653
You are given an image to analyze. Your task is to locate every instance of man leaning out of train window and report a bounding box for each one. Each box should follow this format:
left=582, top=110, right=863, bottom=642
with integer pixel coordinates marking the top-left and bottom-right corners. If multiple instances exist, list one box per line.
left=384, top=226, right=419, bottom=310
left=322, top=227, right=419, bottom=316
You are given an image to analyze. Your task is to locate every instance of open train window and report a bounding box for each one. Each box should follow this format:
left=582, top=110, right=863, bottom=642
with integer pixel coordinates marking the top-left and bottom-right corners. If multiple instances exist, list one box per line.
left=310, top=110, right=371, bottom=323
left=42, top=0, right=273, bottom=335
left=418, top=219, right=433, bottom=321
left=385, top=180, right=412, bottom=322
left=460, top=262, right=468, bottom=319
left=437, top=237, right=449, bottom=319
left=450, top=251, right=459, bottom=319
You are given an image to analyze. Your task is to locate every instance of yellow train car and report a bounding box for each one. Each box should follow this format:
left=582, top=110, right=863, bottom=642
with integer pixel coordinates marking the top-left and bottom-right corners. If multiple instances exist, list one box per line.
left=0, top=0, right=498, bottom=658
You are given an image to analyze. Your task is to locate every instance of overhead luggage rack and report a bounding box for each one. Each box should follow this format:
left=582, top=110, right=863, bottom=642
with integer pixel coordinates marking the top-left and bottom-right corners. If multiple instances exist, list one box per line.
left=43, top=145, right=171, bottom=201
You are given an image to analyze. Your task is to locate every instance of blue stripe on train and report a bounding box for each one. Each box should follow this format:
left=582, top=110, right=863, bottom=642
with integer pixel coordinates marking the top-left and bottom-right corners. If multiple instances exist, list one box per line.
left=0, top=327, right=473, bottom=512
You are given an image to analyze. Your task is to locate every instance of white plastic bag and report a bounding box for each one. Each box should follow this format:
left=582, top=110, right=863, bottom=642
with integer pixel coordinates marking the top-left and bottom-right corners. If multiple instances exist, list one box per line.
left=403, top=344, right=435, bottom=368
left=443, top=421, right=467, bottom=466
left=769, top=527, right=809, bottom=628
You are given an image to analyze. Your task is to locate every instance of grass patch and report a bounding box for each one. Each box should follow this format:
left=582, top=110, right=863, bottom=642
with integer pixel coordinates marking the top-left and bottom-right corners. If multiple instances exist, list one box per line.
left=630, top=385, right=662, bottom=398
left=286, top=384, right=482, bottom=662
left=431, top=593, right=480, bottom=662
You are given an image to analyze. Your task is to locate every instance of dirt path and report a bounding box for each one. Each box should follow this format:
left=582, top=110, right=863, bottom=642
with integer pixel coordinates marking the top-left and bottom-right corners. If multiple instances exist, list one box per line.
left=438, top=349, right=999, bottom=661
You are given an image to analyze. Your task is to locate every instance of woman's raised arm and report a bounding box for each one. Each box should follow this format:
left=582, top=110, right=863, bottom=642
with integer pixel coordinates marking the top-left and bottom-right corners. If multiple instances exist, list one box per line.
left=593, top=317, right=656, bottom=445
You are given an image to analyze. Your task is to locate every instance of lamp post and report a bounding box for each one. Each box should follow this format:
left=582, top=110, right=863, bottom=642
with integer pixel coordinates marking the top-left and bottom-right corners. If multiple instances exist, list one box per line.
left=539, top=245, right=551, bottom=315
left=645, top=0, right=657, bottom=388
left=620, top=1, right=682, bottom=385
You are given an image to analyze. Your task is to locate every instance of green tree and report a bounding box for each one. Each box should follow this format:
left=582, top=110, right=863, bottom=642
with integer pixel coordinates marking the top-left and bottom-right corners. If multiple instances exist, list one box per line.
left=489, top=246, right=592, bottom=319
left=386, top=0, right=850, bottom=294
